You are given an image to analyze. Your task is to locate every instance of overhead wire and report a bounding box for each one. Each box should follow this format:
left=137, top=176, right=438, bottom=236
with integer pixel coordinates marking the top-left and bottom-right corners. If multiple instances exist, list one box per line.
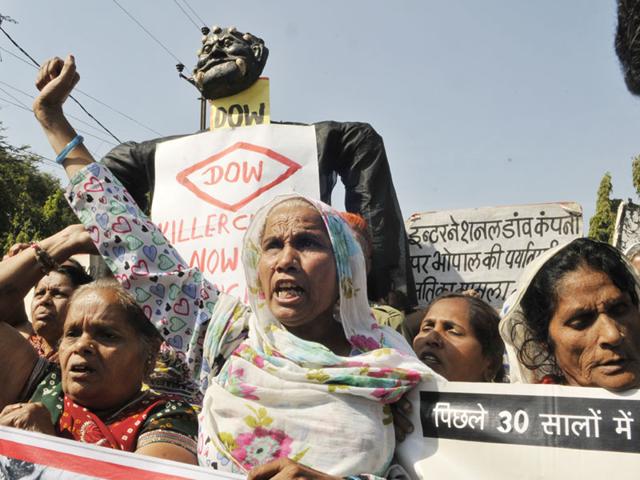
left=0, top=79, right=38, bottom=99
left=31, top=152, right=62, bottom=168
left=110, top=0, right=184, bottom=64
left=0, top=80, right=113, bottom=138
left=0, top=18, right=122, bottom=143
left=0, top=16, right=39, bottom=67
left=0, top=84, right=29, bottom=109
left=14, top=148, right=62, bottom=169
left=0, top=95, right=63, bottom=168
left=172, top=0, right=201, bottom=30
left=0, top=95, right=95, bottom=169
left=0, top=49, right=164, bottom=137
left=0, top=96, right=110, bottom=167
left=0, top=93, right=34, bottom=112
left=179, top=0, right=208, bottom=27
left=0, top=94, right=116, bottom=146
left=72, top=88, right=163, bottom=137
left=0, top=45, right=35, bottom=68
left=3, top=150, right=62, bottom=169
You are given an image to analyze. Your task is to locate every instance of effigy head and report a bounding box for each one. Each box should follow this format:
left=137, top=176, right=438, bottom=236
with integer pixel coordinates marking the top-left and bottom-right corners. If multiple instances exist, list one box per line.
left=193, top=25, right=269, bottom=99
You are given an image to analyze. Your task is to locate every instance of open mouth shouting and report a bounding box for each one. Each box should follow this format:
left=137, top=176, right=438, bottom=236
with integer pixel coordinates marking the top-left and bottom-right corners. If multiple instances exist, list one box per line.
left=273, top=279, right=306, bottom=304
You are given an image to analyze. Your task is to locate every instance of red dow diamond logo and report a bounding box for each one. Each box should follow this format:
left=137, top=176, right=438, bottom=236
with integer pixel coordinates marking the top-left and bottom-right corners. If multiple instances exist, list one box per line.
left=176, top=142, right=302, bottom=212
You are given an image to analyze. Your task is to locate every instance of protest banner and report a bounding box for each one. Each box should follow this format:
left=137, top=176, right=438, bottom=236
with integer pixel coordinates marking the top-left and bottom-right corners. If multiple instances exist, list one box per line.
left=406, top=202, right=583, bottom=307
left=152, top=124, right=319, bottom=301
left=612, top=200, right=640, bottom=253
left=396, top=380, right=640, bottom=480
left=0, top=426, right=241, bottom=479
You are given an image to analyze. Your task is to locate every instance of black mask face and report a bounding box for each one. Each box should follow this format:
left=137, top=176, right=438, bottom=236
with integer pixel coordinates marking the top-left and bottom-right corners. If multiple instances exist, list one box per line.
left=193, top=26, right=269, bottom=99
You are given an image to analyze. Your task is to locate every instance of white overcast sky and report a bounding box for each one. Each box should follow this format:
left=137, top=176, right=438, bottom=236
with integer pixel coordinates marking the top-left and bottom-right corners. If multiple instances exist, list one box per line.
left=1, top=0, right=638, bottom=225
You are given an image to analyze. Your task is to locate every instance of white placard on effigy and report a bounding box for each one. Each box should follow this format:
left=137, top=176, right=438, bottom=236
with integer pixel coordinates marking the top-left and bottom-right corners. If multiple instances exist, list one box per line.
left=153, top=125, right=319, bottom=302
left=612, top=200, right=640, bottom=254
left=405, top=202, right=583, bottom=307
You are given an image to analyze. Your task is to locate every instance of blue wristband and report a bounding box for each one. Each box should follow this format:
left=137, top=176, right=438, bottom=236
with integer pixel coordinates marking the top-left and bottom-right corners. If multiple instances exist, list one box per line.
left=55, top=135, right=84, bottom=164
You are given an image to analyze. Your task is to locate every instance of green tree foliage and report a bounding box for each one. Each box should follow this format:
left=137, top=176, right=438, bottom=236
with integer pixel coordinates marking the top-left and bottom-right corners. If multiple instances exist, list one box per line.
left=633, top=154, right=640, bottom=197
left=588, top=172, right=616, bottom=243
left=0, top=125, right=76, bottom=254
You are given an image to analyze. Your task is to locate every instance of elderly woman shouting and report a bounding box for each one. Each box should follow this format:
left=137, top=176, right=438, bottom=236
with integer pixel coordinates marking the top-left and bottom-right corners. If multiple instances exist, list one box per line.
left=32, top=55, right=432, bottom=478
left=501, top=237, right=640, bottom=390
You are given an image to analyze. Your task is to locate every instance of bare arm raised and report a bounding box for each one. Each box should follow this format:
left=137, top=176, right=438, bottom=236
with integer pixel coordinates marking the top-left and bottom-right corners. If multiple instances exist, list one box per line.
left=33, top=55, right=93, bottom=179
left=0, top=224, right=95, bottom=323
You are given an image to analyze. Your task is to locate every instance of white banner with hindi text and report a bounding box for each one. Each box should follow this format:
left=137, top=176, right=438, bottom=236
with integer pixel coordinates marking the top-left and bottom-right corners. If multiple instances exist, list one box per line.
left=406, top=202, right=583, bottom=307
left=397, top=380, right=640, bottom=480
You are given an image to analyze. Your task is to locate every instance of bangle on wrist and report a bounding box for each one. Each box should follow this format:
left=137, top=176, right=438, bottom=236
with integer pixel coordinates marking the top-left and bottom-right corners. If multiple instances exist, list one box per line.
left=55, top=135, right=84, bottom=164
left=30, top=243, right=60, bottom=274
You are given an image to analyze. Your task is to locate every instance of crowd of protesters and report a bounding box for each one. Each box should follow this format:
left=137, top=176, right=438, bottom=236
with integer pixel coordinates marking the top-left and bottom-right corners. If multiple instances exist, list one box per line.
left=1, top=2, right=640, bottom=478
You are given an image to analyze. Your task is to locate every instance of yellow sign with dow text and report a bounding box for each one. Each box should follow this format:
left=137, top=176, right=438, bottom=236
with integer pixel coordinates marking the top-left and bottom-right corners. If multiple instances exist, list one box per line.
left=209, top=78, right=270, bottom=130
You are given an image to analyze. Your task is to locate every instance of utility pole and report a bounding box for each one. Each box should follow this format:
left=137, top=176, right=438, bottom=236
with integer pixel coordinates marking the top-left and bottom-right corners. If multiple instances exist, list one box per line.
left=176, top=26, right=211, bottom=131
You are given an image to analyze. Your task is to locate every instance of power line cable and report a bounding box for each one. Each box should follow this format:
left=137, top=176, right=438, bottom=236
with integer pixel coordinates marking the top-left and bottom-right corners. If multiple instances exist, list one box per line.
left=32, top=153, right=62, bottom=169
left=68, top=95, right=121, bottom=143
left=0, top=97, right=109, bottom=166
left=110, top=0, right=184, bottom=64
left=0, top=93, right=33, bottom=112
left=0, top=85, right=29, bottom=108
left=4, top=150, right=62, bottom=169
left=0, top=80, right=38, bottom=100
left=179, top=0, right=207, bottom=27
left=72, top=88, right=163, bottom=137
left=0, top=17, right=122, bottom=143
left=0, top=16, right=39, bottom=68
left=0, top=95, right=116, bottom=145
left=0, top=49, right=164, bottom=137
left=0, top=97, right=78, bottom=168
left=172, top=0, right=200, bottom=30
left=0, top=45, right=35, bottom=68
left=0, top=79, right=145, bottom=138
left=0, top=95, right=116, bottom=146
left=19, top=150, right=62, bottom=169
